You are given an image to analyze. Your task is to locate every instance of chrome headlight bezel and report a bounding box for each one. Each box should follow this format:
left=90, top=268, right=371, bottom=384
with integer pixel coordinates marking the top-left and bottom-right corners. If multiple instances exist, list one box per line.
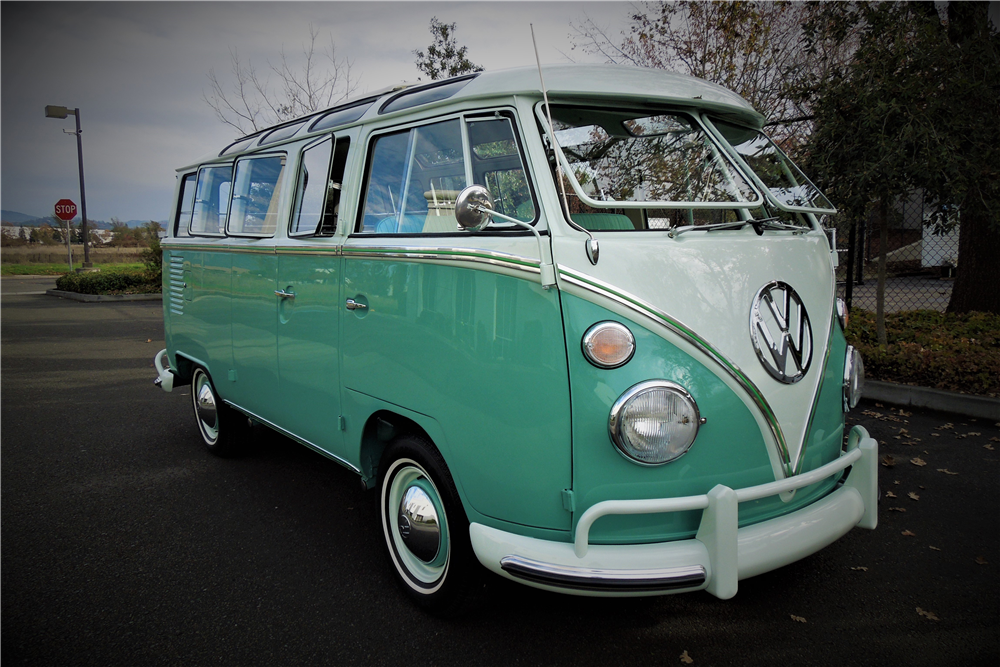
left=582, top=321, right=636, bottom=369
left=608, top=380, right=702, bottom=466
left=843, top=345, right=865, bottom=411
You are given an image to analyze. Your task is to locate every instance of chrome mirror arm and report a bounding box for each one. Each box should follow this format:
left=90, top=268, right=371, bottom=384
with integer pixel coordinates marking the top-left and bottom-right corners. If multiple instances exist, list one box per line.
left=472, top=205, right=557, bottom=289
left=455, top=184, right=556, bottom=289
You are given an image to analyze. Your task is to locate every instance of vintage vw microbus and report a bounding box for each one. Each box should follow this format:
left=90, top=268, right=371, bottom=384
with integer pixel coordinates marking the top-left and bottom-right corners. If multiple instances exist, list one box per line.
left=154, top=64, right=877, bottom=612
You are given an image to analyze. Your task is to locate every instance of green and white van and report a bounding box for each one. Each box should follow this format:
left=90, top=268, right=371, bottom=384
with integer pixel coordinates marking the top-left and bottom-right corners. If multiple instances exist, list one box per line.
left=154, top=65, right=877, bottom=612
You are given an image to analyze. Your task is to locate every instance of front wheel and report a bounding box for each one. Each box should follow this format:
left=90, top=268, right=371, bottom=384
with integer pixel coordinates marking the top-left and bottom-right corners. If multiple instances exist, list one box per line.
left=379, top=435, right=480, bottom=614
left=190, top=367, right=248, bottom=457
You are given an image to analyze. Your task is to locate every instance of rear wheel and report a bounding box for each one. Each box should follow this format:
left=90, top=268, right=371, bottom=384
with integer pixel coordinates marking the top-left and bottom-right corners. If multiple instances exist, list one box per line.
left=190, top=367, right=247, bottom=457
left=379, top=435, right=480, bottom=614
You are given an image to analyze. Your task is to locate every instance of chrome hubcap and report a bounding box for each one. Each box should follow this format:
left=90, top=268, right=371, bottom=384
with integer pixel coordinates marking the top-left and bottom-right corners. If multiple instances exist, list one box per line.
left=397, top=484, right=440, bottom=563
left=193, top=373, right=219, bottom=444
left=383, top=460, right=450, bottom=590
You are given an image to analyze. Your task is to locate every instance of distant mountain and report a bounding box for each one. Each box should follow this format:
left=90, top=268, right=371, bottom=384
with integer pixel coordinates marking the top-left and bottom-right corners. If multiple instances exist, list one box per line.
left=0, top=211, right=165, bottom=229
left=1, top=210, right=42, bottom=223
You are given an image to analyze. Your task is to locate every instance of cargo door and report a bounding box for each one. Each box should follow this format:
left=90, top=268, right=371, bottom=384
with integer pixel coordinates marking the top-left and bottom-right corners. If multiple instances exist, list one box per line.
left=275, top=135, right=348, bottom=460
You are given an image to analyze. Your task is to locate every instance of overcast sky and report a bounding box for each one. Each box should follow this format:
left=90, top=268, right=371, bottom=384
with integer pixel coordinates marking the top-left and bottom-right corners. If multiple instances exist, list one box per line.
left=0, top=1, right=631, bottom=223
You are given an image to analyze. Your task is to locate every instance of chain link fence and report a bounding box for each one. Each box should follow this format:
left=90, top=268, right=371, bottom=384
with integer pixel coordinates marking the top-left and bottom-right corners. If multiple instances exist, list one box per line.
left=831, top=191, right=959, bottom=313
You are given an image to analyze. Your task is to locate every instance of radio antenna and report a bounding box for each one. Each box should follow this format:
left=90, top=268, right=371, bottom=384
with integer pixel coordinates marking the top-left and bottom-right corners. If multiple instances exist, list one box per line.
left=530, top=24, right=599, bottom=265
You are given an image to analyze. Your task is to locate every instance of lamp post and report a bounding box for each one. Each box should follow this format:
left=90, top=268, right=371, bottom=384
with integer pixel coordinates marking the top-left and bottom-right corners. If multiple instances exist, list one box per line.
left=45, top=105, right=91, bottom=268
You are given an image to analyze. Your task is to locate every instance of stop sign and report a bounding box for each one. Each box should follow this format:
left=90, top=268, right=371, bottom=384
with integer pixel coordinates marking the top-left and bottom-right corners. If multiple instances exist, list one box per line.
left=54, top=199, right=77, bottom=221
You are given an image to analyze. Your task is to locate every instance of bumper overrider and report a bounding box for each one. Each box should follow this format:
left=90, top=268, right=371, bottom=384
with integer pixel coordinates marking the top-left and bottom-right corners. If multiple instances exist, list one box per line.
left=470, top=425, right=878, bottom=598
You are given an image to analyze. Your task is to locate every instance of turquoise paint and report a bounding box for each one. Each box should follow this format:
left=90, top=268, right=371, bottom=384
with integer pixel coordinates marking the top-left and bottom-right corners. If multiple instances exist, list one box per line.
left=561, top=293, right=848, bottom=544
left=229, top=248, right=280, bottom=419
left=164, top=246, right=234, bottom=386
left=340, top=256, right=572, bottom=530
left=562, top=294, right=775, bottom=543
left=276, top=252, right=346, bottom=459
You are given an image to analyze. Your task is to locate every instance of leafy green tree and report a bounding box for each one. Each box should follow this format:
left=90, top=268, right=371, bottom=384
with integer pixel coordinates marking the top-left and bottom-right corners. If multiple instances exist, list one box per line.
left=800, top=2, right=1000, bottom=319
left=140, top=221, right=164, bottom=277
left=414, top=17, right=483, bottom=81
left=110, top=217, right=138, bottom=247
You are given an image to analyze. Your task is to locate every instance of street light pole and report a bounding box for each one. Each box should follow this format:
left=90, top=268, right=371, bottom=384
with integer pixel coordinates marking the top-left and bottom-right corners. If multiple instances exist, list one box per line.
left=45, top=105, right=91, bottom=268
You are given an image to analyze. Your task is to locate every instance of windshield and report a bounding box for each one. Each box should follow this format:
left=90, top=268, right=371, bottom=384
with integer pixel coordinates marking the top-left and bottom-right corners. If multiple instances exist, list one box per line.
left=542, top=105, right=775, bottom=231
left=549, top=106, right=759, bottom=207
left=711, top=119, right=834, bottom=213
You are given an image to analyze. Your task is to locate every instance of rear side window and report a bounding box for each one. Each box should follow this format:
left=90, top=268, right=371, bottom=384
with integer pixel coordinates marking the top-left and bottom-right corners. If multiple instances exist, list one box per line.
left=227, top=155, right=286, bottom=237
left=173, top=173, right=196, bottom=237
left=190, top=165, right=232, bottom=236
left=357, top=113, right=534, bottom=234
left=290, top=136, right=351, bottom=237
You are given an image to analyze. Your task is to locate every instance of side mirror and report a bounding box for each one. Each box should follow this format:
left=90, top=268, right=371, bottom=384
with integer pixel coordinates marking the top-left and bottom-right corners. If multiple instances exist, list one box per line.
left=455, top=185, right=494, bottom=233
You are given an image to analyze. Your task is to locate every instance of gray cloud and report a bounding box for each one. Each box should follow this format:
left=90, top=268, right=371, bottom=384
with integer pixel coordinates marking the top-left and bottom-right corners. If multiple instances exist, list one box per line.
left=2, top=1, right=629, bottom=221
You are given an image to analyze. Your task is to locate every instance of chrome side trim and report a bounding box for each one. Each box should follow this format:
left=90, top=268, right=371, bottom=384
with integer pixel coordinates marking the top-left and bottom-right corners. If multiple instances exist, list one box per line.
left=558, top=265, right=791, bottom=474
left=222, top=401, right=361, bottom=474
left=343, top=245, right=542, bottom=275
left=500, top=556, right=706, bottom=593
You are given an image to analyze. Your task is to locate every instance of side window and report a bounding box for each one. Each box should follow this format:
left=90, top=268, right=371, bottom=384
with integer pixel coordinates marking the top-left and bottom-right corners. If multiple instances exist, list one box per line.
left=468, top=117, right=536, bottom=222
left=190, top=165, right=232, bottom=236
left=358, top=119, right=466, bottom=234
left=174, top=173, right=196, bottom=237
left=227, top=155, right=286, bottom=237
left=290, top=136, right=351, bottom=237
left=291, top=137, right=333, bottom=236
left=357, top=114, right=536, bottom=234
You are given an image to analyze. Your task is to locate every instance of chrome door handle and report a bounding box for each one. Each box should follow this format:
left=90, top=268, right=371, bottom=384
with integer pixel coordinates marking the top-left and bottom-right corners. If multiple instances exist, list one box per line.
left=275, top=289, right=296, bottom=299
left=345, top=298, right=367, bottom=311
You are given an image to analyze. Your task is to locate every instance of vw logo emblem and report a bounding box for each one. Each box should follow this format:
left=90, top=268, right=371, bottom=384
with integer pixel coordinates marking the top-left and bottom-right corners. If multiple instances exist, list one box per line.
left=750, top=281, right=813, bottom=384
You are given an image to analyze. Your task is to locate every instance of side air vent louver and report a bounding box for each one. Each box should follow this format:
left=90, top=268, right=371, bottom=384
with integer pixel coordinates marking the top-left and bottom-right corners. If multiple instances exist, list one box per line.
left=168, top=255, right=185, bottom=315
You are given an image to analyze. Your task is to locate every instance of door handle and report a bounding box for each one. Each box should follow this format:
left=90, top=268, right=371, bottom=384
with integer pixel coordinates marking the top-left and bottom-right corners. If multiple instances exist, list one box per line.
left=345, top=298, right=367, bottom=311
left=275, top=289, right=296, bottom=299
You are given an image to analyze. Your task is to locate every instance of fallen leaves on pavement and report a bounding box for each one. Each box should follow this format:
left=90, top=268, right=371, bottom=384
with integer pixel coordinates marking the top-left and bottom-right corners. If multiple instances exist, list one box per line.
left=937, top=468, right=959, bottom=475
left=916, top=608, right=940, bottom=621
left=790, top=615, right=807, bottom=623
left=680, top=650, right=694, bottom=664
left=911, top=457, right=927, bottom=466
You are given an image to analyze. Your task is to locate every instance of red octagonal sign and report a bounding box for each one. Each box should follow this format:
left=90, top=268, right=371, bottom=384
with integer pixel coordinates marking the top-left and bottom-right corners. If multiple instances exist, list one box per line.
left=54, top=199, right=77, bottom=221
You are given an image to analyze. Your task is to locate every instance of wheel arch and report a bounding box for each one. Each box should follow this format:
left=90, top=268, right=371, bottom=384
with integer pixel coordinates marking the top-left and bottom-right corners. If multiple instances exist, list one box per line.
left=358, top=409, right=438, bottom=490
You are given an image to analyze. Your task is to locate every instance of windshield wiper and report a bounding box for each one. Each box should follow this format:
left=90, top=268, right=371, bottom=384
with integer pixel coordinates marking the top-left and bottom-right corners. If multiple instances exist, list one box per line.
left=669, top=216, right=805, bottom=237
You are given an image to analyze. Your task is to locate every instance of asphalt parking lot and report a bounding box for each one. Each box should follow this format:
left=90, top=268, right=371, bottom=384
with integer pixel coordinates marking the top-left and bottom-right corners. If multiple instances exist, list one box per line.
left=2, top=279, right=997, bottom=666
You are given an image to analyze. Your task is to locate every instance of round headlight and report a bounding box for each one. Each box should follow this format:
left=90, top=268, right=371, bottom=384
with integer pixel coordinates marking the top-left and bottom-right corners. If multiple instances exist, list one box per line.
left=843, top=345, right=865, bottom=411
left=609, top=381, right=702, bottom=466
left=582, top=321, right=635, bottom=369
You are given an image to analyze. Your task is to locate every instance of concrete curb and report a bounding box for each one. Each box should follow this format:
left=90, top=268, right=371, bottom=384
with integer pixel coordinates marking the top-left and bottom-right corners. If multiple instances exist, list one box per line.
left=863, top=380, right=1000, bottom=421
left=46, top=289, right=162, bottom=303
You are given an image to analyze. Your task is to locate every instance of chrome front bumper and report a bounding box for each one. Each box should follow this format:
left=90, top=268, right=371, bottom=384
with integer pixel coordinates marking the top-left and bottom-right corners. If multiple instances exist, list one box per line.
left=470, top=425, right=878, bottom=598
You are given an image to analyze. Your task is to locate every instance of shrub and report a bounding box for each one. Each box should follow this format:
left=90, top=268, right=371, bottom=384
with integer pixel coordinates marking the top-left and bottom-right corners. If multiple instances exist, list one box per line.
left=846, top=309, right=1000, bottom=397
left=55, top=267, right=161, bottom=295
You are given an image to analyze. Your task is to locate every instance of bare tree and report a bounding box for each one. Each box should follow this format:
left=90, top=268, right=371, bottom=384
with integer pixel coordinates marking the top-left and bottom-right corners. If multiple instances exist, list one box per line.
left=570, top=2, right=855, bottom=151
left=205, top=26, right=359, bottom=135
